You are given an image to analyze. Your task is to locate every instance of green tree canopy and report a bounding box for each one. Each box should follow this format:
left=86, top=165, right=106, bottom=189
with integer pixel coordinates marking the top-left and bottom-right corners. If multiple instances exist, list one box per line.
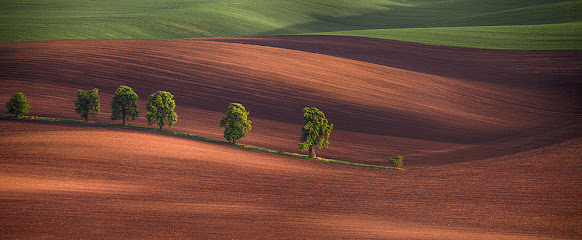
left=6, top=92, right=30, bottom=117
left=218, top=103, right=252, bottom=144
left=299, top=107, right=333, bottom=159
left=146, top=91, right=177, bottom=130
left=74, top=88, right=100, bottom=122
left=111, top=85, right=140, bottom=125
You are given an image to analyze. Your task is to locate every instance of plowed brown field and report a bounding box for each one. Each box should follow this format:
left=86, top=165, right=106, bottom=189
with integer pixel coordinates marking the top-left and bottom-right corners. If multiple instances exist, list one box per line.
left=1, top=36, right=581, bottom=238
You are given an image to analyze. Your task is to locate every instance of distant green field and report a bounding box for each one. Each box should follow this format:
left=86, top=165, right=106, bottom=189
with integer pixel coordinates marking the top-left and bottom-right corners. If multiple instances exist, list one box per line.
left=1, top=0, right=581, bottom=49
left=313, top=22, right=582, bottom=50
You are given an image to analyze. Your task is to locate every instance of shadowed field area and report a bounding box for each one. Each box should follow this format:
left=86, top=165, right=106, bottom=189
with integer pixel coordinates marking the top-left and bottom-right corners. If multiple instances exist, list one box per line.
left=0, top=36, right=581, bottom=238
left=1, top=120, right=580, bottom=238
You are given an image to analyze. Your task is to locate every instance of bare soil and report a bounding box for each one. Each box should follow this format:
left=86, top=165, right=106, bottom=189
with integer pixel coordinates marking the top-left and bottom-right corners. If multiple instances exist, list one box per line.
left=0, top=36, right=580, bottom=238
left=1, top=121, right=580, bottom=239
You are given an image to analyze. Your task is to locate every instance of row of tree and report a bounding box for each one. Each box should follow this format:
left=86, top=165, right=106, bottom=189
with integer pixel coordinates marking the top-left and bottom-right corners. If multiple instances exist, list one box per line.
left=5, top=86, right=334, bottom=159
left=73, top=86, right=177, bottom=130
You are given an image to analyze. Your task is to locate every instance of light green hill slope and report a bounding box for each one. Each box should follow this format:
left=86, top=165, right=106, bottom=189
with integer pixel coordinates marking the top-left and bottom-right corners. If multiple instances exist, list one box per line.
left=313, top=22, right=582, bottom=50
left=1, top=0, right=580, bottom=49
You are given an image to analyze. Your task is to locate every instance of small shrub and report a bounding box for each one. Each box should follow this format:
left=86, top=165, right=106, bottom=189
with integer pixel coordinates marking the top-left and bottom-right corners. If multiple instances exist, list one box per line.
left=389, top=155, right=404, bottom=169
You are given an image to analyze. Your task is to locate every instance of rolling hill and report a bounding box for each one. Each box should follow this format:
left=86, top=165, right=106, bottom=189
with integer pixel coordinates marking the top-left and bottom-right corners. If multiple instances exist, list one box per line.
left=1, top=0, right=581, bottom=49
left=1, top=0, right=581, bottom=236
left=1, top=37, right=580, bottom=167
left=0, top=33, right=581, bottom=238
left=2, top=120, right=580, bottom=238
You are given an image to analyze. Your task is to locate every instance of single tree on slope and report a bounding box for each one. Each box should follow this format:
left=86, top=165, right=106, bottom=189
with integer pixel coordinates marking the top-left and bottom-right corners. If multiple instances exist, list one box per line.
left=299, top=107, right=333, bottom=159
left=74, top=88, right=100, bottom=122
left=111, top=85, right=140, bottom=125
left=6, top=92, right=30, bottom=117
left=219, top=103, right=252, bottom=144
left=146, top=91, right=177, bottom=130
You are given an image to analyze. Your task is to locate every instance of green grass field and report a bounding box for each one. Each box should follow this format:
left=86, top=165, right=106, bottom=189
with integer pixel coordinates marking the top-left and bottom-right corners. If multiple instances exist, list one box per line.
left=1, top=0, right=581, bottom=49
left=313, top=22, right=582, bottom=50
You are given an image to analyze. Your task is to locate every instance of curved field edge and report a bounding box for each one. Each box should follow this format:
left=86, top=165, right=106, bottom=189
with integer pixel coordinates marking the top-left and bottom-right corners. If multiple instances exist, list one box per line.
left=0, top=114, right=403, bottom=170
left=310, top=22, right=582, bottom=50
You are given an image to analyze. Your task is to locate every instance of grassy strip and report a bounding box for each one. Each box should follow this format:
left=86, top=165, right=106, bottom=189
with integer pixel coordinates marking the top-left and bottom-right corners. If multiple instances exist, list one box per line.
left=0, top=114, right=403, bottom=170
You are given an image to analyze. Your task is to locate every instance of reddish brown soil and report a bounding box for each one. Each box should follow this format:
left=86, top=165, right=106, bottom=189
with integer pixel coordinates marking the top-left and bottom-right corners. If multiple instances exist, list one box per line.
left=0, top=36, right=581, bottom=238
left=1, top=121, right=580, bottom=239
left=207, top=35, right=582, bottom=89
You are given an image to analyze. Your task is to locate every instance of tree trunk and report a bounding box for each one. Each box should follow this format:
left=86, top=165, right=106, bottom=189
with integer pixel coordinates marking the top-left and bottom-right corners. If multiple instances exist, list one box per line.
left=122, top=107, right=126, bottom=125
left=85, top=116, right=88, bottom=122
left=159, top=125, right=163, bottom=130
left=308, top=145, right=316, bottom=158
